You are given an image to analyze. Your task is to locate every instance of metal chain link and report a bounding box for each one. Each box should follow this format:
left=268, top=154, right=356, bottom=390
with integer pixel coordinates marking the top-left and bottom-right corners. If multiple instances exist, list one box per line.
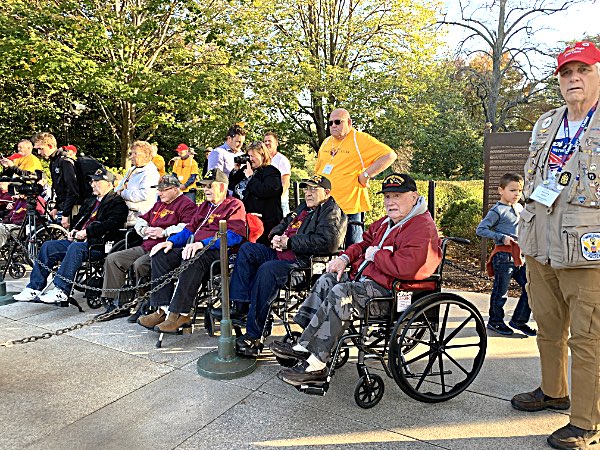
left=0, top=234, right=219, bottom=347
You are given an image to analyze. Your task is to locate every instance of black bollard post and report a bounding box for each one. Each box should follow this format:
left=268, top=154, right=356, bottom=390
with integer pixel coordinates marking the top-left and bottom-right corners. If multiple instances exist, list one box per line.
left=197, top=220, right=256, bottom=379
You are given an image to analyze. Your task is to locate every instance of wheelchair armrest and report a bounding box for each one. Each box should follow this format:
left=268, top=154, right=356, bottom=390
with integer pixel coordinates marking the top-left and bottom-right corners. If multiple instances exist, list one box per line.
left=394, top=274, right=441, bottom=286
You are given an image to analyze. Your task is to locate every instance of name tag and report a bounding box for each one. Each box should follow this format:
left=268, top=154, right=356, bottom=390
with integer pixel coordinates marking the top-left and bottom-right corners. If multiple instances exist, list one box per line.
left=530, top=184, right=560, bottom=207
left=396, top=291, right=412, bottom=312
left=322, top=164, right=333, bottom=175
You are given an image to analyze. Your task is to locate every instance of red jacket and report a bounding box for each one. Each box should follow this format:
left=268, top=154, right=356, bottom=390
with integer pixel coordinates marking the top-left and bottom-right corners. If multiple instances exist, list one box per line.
left=343, top=211, right=442, bottom=290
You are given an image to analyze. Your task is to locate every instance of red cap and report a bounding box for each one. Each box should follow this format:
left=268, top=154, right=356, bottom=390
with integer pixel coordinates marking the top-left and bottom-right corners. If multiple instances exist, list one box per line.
left=555, top=41, right=600, bottom=75
left=7, top=153, right=22, bottom=161
left=63, top=144, right=77, bottom=154
left=176, top=143, right=189, bottom=152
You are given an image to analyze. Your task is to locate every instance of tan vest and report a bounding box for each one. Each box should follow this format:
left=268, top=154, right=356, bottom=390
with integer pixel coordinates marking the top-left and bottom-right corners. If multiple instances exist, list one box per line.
left=519, top=103, right=600, bottom=269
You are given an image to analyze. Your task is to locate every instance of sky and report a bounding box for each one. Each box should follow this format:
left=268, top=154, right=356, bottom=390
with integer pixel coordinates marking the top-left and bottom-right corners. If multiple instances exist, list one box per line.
left=440, top=0, right=599, bottom=75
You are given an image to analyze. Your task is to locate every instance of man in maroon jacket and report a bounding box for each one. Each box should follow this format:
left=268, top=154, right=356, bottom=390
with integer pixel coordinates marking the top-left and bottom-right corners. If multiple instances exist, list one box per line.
left=271, top=173, right=442, bottom=385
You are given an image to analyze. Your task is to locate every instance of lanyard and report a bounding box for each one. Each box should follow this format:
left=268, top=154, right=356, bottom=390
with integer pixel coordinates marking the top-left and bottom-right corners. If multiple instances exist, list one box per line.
left=559, top=103, right=597, bottom=167
left=149, top=203, right=168, bottom=225
left=195, top=202, right=220, bottom=233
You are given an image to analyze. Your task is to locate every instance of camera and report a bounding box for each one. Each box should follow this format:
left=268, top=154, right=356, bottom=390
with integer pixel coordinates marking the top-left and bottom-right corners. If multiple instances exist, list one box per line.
left=1, top=171, right=44, bottom=197
left=234, top=154, right=251, bottom=165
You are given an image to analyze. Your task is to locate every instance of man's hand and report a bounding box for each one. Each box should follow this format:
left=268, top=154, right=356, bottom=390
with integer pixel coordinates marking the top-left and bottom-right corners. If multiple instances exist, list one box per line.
left=271, top=235, right=283, bottom=251
left=145, top=227, right=164, bottom=239
left=61, top=216, right=70, bottom=229
left=327, top=257, right=348, bottom=281
left=74, top=229, right=87, bottom=241
left=364, top=246, right=379, bottom=262
left=358, top=172, right=370, bottom=187
left=182, top=241, right=204, bottom=260
left=67, top=230, right=77, bottom=241
left=503, top=235, right=516, bottom=246
left=49, top=208, right=58, bottom=219
left=0, top=158, right=14, bottom=168
left=150, top=241, right=173, bottom=257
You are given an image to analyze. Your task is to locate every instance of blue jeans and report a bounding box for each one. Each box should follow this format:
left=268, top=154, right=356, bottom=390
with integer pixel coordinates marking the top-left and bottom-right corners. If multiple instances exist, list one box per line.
left=229, top=242, right=295, bottom=339
left=489, top=251, right=531, bottom=325
left=345, top=212, right=364, bottom=246
left=28, top=240, right=100, bottom=294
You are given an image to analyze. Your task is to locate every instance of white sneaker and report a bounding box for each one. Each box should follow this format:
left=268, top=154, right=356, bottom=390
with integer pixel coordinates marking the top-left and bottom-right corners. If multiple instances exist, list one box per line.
left=38, top=288, right=68, bottom=304
left=13, top=288, right=40, bottom=302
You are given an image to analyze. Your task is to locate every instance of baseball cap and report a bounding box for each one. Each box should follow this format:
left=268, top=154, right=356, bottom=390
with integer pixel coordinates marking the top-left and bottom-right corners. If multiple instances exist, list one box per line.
left=88, top=167, right=116, bottom=183
left=63, top=144, right=77, bottom=154
left=152, top=173, right=181, bottom=190
left=555, top=41, right=600, bottom=75
left=198, top=168, right=228, bottom=185
left=378, top=173, right=417, bottom=194
left=299, top=175, right=331, bottom=190
left=176, top=143, right=189, bottom=152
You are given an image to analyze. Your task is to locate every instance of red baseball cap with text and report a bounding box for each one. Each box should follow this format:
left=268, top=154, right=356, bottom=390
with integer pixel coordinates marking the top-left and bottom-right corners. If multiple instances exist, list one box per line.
left=555, top=41, right=600, bottom=75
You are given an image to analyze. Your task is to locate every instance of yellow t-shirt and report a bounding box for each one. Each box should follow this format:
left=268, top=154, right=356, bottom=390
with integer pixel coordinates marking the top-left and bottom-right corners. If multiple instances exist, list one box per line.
left=314, top=128, right=394, bottom=214
left=153, top=155, right=166, bottom=177
left=173, top=157, right=199, bottom=192
left=15, top=154, right=43, bottom=173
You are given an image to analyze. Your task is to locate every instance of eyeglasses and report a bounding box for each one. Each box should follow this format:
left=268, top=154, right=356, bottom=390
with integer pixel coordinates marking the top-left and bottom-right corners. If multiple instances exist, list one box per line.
left=302, top=186, right=323, bottom=192
left=327, top=119, right=346, bottom=127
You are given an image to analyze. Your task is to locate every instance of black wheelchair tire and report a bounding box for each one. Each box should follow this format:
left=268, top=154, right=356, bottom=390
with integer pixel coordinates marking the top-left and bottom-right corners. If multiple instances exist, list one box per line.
left=354, top=374, right=385, bottom=409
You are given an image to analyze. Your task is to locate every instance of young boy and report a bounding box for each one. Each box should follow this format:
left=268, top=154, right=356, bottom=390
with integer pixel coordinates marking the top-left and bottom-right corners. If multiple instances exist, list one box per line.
left=476, top=172, right=536, bottom=337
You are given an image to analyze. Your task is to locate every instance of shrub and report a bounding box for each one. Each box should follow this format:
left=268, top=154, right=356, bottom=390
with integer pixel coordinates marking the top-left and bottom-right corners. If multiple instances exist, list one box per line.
left=438, top=198, right=483, bottom=243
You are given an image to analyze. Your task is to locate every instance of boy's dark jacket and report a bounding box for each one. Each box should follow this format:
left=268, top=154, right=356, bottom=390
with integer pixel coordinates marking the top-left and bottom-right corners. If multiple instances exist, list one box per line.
left=71, top=190, right=129, bottom=246
left=269, top=196, right=347, bottom=266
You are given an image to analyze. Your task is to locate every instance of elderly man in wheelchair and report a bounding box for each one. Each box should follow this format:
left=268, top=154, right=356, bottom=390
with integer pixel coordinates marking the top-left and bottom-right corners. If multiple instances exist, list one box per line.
left=13, top=167, right=128, bottom=303
left=227, top=174, right=347, bottom=356
left=271, top=173, right=442, bottom=386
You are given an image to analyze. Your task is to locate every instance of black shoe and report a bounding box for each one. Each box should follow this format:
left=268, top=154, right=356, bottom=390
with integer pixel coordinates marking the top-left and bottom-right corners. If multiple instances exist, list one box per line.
left=270, top=340, right=310, bottom=362
left=487, top=322, right=514, bottom=336
left=277, top=360, right=327, bottom=386
left=509, top=321, right=537, bottom=336
left=95, top=302, right=130, bottom=322
left=547, top=423, right=600, bottom=450
left=127, top=307, right=143, bottom=323
left=235, top=333, right=263, bottom=356
left=210, top=306, right=247, bottom=323
left=511, top=387, right=571, bottom=412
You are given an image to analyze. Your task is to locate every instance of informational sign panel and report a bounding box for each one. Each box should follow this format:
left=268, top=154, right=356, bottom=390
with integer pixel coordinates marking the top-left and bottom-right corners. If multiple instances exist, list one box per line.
left=481, top=131, right=531, bottom=268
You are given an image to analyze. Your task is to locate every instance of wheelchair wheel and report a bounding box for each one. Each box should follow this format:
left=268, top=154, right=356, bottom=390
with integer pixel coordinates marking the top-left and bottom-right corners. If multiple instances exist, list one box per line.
left=333, top=347, right=350, bottom=369
left=8, top=263, right=26, bottom=279
left=26, top=224, right=68, bottom=266
left=389, top=292, right=486, bottom=403
left=87, top=296, right=104, bottom=309
left=354, top=374, right=385, bottom=409
left=282, top=330, right=302, bottom=343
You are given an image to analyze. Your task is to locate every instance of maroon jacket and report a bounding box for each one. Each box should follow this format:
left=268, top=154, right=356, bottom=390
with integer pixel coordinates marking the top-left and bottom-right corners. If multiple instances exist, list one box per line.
left=343, top=211, right=442, bottom=290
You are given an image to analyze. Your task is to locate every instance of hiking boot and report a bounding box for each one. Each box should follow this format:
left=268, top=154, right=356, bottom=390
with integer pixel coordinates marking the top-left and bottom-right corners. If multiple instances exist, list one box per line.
left=137, top=309, right=166, bottom=330
left=511, top=387, right=571, bottom=412
left=270, top=340, right=310, bottom=362
left=487, top=322, right=514, bottom=336
left=547, top=423, right=600, bottom=450
left=154, top=313, right=192, bottom=334
left=235, top=333, right=263, bottom=356
left=278, top=360, right=327, bottom=386
left=509, top=320, right=537, bottom=336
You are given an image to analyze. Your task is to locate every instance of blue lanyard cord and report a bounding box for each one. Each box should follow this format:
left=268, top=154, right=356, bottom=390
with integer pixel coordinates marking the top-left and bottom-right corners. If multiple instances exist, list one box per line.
left=561, top=102, right=598, bottom=163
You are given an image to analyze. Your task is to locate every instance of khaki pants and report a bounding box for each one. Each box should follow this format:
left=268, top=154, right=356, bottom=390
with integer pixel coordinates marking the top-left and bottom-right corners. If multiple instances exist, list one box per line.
left=526, top=256, right=600, bottom=430
left=102, top=246, right=150, bottom=300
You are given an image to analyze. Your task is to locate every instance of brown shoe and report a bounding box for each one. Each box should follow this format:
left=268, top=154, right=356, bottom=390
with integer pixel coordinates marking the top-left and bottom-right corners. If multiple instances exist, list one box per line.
left=154, top=313, right=192, bottom=334
left=137, top=310, right=166, bottom=330
left=547, top=423, right=600, bottom=450
left=511, top=387, right=570, bottom=412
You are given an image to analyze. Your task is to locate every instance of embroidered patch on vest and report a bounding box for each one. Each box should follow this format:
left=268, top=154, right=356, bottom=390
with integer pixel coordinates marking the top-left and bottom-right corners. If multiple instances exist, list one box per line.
left=558, top=172, right=571, bottom=186
left=581, top=233, right=600, bottom=261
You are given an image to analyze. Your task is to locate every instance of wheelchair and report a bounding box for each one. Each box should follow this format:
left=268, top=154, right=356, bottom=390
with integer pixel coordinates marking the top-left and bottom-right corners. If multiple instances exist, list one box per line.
left=0, top=221, right=68, bottom=279
left=288, top=237, right=487, bottom=408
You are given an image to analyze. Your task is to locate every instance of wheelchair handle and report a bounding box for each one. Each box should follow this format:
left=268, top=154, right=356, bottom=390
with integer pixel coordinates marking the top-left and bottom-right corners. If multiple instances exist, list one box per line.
left=444, top=237, right=470, bottom=245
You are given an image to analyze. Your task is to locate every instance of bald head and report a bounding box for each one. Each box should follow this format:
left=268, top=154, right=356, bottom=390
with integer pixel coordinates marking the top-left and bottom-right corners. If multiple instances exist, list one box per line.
left=328, top=108, right=352, bottom=139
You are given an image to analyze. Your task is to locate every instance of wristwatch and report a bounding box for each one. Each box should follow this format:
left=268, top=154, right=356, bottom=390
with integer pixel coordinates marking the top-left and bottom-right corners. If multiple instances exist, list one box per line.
left=362, top=171, right=371, bottom=179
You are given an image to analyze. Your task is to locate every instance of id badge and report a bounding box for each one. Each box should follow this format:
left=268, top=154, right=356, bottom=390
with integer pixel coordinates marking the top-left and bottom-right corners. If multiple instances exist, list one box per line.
left=322, top=164, right=333, bottom=175
left=105, top=241, right=114, bottom=253
left=530, top=184, right=560, bottom=207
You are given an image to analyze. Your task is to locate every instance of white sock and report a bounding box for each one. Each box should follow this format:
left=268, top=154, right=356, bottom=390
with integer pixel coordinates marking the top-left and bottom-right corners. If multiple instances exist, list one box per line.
left=292, top=343, right=308, bottom=353
left=305, top=354, right=326, bottom=372
left=160, top=306, right=168, bottom=314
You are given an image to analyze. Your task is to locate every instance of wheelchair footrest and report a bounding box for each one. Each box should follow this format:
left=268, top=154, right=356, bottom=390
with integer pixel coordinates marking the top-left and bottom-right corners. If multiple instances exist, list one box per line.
left=61, top=298, right=84, bottom=313
left=296, top=382, right=329, bottom=396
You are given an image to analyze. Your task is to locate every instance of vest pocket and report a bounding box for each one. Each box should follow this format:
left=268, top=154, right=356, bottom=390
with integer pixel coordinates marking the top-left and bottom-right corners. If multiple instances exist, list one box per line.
left=561, top=213, right=600, bottom=266
left=518, top=207, right=537, bottom=257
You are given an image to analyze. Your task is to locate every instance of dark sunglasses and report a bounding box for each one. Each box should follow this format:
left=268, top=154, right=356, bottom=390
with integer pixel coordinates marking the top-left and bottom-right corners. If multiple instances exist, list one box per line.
left=327, top=119, right=346, bottom=127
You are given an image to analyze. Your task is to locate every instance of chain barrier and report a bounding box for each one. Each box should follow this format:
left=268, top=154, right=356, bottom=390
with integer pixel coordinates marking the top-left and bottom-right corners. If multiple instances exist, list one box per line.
left=0, top=234, right=219, bottom=348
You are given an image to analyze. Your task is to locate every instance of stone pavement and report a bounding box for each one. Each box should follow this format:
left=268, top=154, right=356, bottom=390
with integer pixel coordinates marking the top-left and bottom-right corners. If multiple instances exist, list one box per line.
left=0, top=275, right=569, bottom=450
